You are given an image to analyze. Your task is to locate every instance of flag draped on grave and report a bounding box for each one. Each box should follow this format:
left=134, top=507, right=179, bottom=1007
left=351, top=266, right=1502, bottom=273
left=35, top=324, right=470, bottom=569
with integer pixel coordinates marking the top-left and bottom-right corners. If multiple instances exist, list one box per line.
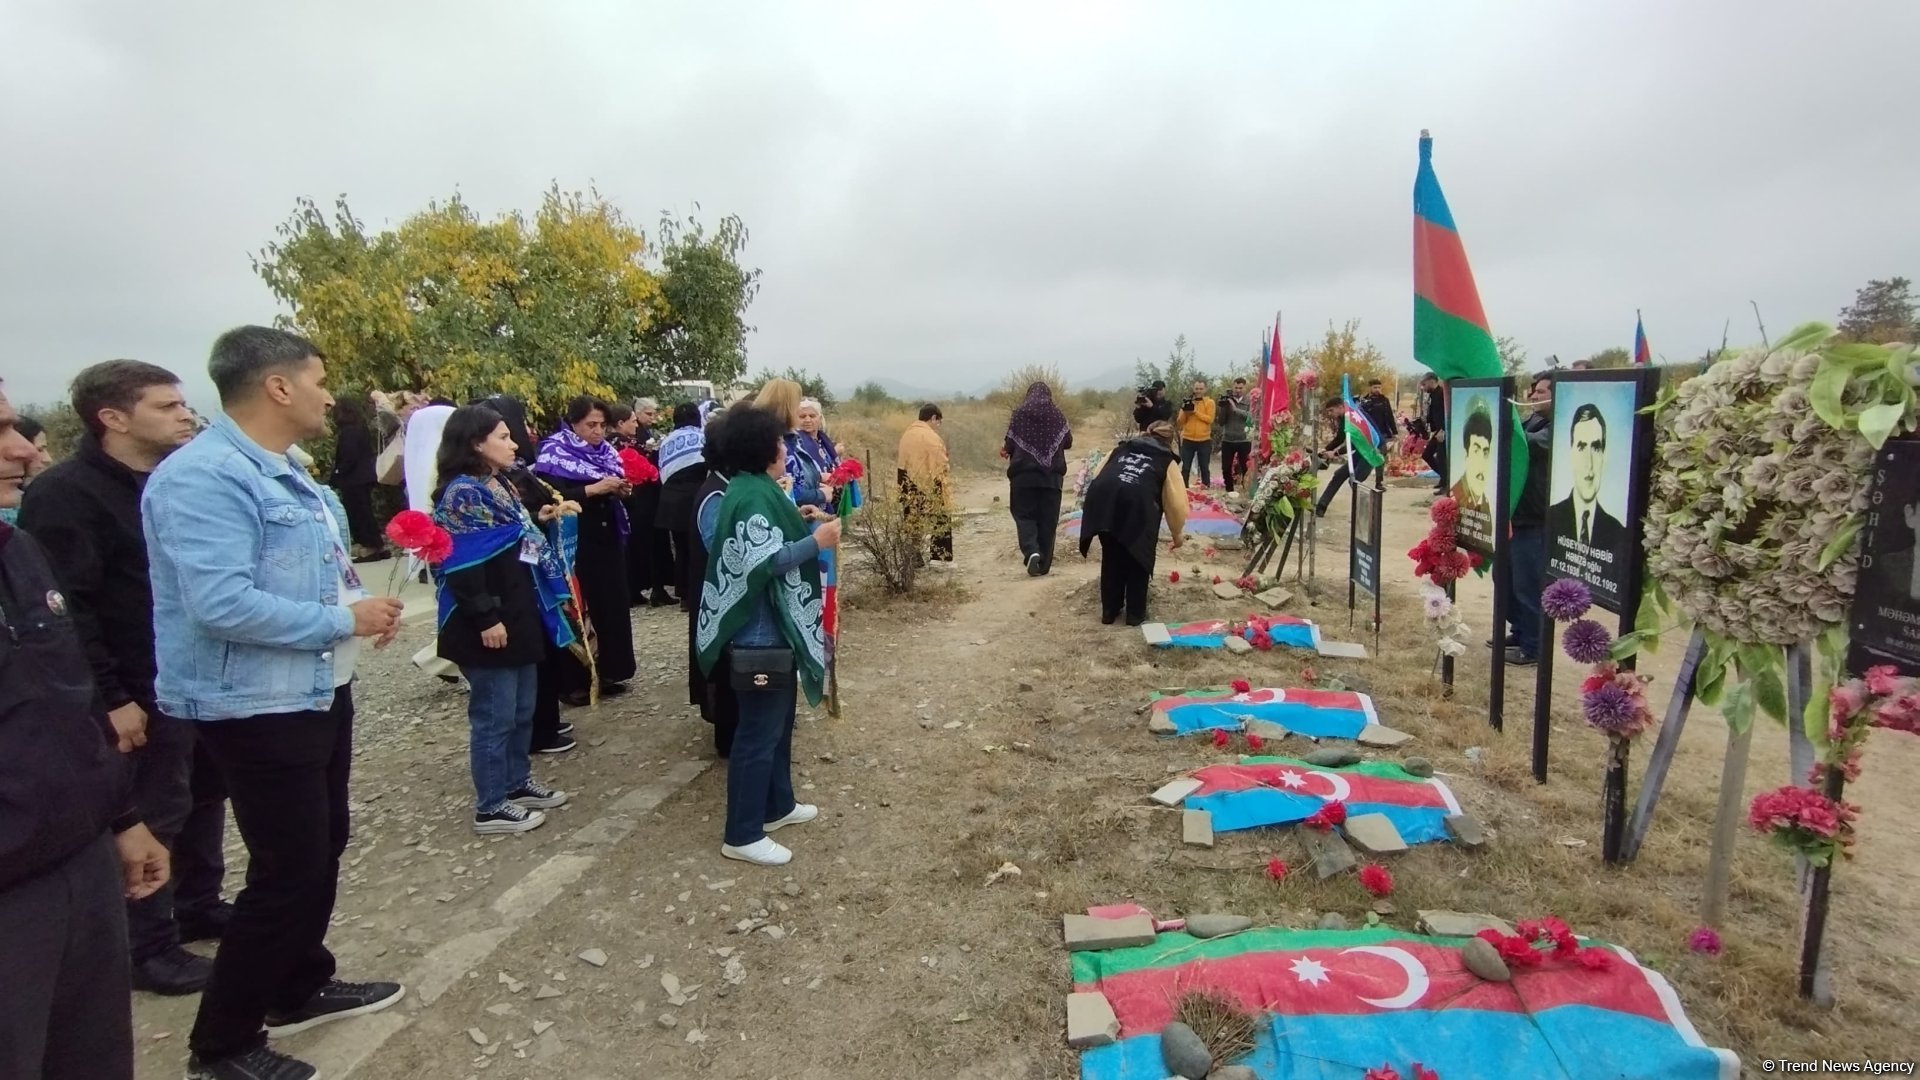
left=1149, top=687, right=1376, bottom=738
left=1340, top=374, right=1386, bottom=470
left=1154, top=616, right=1320, bottom=651
left=1071, top=926, right=1739, bottom=1080
left=1185, top=757, right=1459, bottom=841
left=1413, top=131, right=1527, bottom=511
left=1258, top=317, right=1289, bottom=452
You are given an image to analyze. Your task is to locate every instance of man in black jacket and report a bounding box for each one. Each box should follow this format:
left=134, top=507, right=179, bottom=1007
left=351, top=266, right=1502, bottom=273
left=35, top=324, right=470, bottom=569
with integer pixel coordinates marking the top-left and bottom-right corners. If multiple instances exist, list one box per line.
left=1361, top=379, right=1399, bottom=444
left=19, top=360, right=228, bottom=997
left=0, top=379, right=170, bottom=1080
left=1502, top=373, right=1555, bottom=664
left=1417, top=373, right=1446, bottom=493
left=1131, top=381, right=1172, bottom=431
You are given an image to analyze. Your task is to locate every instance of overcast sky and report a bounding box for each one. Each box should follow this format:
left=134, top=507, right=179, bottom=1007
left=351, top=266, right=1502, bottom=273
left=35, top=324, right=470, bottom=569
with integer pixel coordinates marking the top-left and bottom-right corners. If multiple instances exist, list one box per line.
left=3, top=0, right=1915, bottom=408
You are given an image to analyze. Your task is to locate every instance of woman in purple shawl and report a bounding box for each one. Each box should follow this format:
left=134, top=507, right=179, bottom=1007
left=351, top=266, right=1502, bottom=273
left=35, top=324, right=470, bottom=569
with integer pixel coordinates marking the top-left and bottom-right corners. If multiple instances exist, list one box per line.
left=1002, top=381, right=1073, bottom=577
left=534, top=395, right=638, bottom=701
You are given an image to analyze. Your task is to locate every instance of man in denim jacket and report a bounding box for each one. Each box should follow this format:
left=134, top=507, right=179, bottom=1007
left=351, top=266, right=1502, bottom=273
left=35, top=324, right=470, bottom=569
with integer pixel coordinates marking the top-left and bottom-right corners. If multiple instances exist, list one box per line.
left=144, top=326, right=407, bottom=1080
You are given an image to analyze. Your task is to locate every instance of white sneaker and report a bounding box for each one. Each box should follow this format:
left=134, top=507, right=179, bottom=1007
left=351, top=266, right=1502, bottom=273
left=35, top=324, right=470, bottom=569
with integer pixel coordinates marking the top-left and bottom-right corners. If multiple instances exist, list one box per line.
left=721, top=838, right=793, bottom=866
left=765, top=804, right=819, bottom=833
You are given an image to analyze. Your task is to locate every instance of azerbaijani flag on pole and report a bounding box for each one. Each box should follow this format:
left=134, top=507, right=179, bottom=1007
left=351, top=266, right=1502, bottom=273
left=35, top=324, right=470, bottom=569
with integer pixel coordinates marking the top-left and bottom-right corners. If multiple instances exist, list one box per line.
left=1634, top=310, right=1652, bottom=365
left=1256, top=315, right=1288, bottom=452
left=1072, top=926, right=1740, bottom=1080
left=1413, top=130, right=1526, bottom=510
left=1340, top=375, right=1386, bottom=470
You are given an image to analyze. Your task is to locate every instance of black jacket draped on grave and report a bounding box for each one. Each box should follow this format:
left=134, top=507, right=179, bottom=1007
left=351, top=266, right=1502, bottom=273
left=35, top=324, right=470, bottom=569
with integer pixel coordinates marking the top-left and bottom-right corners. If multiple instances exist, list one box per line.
left=1079, top=435, right=1177, bottom=568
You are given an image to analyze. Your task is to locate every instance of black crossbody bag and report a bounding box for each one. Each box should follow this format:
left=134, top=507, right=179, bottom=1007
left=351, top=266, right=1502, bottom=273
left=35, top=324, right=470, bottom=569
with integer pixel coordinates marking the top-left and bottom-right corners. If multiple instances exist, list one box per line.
left=726, top=645, right=795, bottom=692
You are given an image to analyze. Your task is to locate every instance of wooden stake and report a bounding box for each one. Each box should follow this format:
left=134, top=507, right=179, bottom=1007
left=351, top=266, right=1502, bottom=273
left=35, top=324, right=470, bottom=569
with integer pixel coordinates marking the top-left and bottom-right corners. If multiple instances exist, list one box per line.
left=1700, top=721, right=1753, bottom=927
left=1796, top=766, right=1844, bottom=1005
left=1602, top=736, right=1629, bottom=864
left=1622, top=628, right=1708, bottom=862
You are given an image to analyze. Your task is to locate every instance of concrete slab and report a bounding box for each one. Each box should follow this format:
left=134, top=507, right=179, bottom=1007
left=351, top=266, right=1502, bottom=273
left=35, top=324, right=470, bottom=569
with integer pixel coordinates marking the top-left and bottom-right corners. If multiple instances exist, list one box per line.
left=1343, top=813, right=1409, bottom=854
left=1445, top=813, right=1487, bottom=848
left=1356, top=723, right=1414, bottom=748
left=1223, top=635, right=1253, bottom=654
left=1417, top=910, right=1518, bottom=938
left=1149, top=777, right=1203, bottom=807
left=1317, top=640, right=1370, bottom=659
left=1182, top=809, right=1214, bottom=848
left=1255, top=588, right=1294, bottom=609
left=1212, top=581, right=1243, bottom=600
left=1141, top=623, right=1173, bottom=646
left=1300, top=827, right=1357, bottom=878
left=1066, top=991, right=1121, bottom=1048
left=1063, top=913, right=1157, bottom=952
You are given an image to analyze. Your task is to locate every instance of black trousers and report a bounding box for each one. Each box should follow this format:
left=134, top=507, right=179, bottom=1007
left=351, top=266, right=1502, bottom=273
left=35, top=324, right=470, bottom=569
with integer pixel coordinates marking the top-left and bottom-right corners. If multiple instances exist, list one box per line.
left=898, top=472, right=953, bottom=562
left=1097, top=536, right=1153, bottom=625
left=1421, top=436, right=1446, bottom=489
left=128, top=714, right=227, bottom=960
left=189, top=689, right=354, bottom=1063
left=0, top=834, right=133, bottom=1080
left=1315, top=457, right=1374, bottom=515
left=1220, top=441, right=1253, bottom=492
left=532, top=647, right=566, bottom=747
left=563, top=523, right=636, bottom=690
left=334, top=482, right=384, bottom=550
left=1008, top=484, right=1063, bottom=572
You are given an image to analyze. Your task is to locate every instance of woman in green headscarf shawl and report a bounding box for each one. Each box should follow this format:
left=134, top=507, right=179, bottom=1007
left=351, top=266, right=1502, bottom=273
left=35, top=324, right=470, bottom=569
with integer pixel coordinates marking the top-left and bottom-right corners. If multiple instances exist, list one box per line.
left=695, top=403, right=843, bottom=867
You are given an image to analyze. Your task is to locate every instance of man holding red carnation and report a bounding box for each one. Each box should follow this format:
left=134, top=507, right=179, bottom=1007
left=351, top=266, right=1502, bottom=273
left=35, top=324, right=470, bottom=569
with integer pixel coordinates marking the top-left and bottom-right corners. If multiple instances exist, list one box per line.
left=144, top=327, right=407, bottom=1080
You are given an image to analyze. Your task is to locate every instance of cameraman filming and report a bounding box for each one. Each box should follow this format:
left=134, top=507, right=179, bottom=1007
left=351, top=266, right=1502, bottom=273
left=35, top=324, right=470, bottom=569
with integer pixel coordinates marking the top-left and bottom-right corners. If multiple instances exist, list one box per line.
left=1132, top=381, right=1172, bottom=432
left=1175, top=378, right=1216, bottom=488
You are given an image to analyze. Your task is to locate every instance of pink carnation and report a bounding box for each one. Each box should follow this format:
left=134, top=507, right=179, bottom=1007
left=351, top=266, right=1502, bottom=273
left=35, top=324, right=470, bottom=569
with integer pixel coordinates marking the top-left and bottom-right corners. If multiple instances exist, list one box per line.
left=1687, top=926, right=1723, bottom=956
left=1864, top=665, right=1905, bottom=698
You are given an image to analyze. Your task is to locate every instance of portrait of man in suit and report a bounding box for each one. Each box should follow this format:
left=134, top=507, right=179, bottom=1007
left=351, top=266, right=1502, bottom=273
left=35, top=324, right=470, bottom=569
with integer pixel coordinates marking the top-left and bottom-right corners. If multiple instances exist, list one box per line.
left=1548, top=403, right=1624, bottom=552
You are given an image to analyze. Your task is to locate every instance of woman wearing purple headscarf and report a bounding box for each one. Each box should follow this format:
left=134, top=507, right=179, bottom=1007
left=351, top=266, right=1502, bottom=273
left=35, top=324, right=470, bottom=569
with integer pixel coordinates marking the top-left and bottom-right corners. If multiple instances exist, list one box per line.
left=1002, top=381, right=1073, bottom=576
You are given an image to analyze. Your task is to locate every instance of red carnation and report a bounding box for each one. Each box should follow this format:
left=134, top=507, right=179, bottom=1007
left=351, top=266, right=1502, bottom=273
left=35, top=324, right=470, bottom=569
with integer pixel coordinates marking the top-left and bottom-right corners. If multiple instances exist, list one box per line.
left=1265, top=858, right=1288, bottom=882
left=827, top=458, right=865, bottom=485
left=1168, top=571, right=1181, bottom=583
left=1303, top=800, right=1347, bottom=831
left=1231, top=679, right=1252, bottom=694
left=1574, top=947, right=1615, bottom=971
left=385, top=509, right=437, bottom=549
left=1359, top=863, right=1394, bottom=897
left=1212, top=575, right=1222, bottom=585
left=1412, top=1066, right=1441, bottom=1080
left=1365, top=1068, right=1402, bottom=1080
left=1429, top=497, right=1460, bottom=528
left=1250, top=629, right=1274, bottom=651
left=419, top=527, right=453, bottom=565
left=1245, top=733, right=1265, bottom=751
left=619, top=447, right=659, bottom=485
left=1212, top=729, right=1231, bottom=749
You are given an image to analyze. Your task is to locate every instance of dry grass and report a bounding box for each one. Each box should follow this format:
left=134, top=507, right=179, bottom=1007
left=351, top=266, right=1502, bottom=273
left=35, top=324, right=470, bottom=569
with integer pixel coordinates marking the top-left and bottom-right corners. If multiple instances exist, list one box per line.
left=1172, top=988, right=1259, bottom=1065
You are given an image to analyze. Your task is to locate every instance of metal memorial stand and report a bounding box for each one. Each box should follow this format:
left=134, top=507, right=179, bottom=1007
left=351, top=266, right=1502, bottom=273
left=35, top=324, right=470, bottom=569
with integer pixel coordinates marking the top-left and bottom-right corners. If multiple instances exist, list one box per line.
left=1620, top=629, right=1709, bottom=860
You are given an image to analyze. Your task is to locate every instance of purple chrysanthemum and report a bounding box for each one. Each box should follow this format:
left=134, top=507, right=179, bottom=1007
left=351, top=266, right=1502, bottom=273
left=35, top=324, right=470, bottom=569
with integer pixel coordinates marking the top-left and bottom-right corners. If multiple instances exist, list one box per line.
left=1687, top=926, right=1723, bottom=956
left=1542, top=579, right=1593, bottom=622
left=1562, top=619, right=1615, bottom=665
left=1583, top=682, right=1639, bottom=734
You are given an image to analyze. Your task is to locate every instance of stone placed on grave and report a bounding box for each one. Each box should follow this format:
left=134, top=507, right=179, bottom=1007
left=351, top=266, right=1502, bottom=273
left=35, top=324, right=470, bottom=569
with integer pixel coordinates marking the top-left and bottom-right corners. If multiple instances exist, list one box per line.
left=1445, top=813, right=1486, bottom=848
left=1417, top=910, right=1517, bottom=937
left=1065, top=991, right=1121, bottom=1048
left=1062, top=913, right=1157, bottom=952
left=1461, top=936, right=1512, bottom=981
left=1316, top=640, right=1369, bottom=659
left=1244, top=718, right=1290, bottom=741
left=1255, top=587, right=1294, bottom=609
left=1316, top=912, right=1348, bottom=931
left=1183, top=914, right=1252, bottom=940
left=1223, top=634, right=1254, bottom=655
left=1342, top=813, right=1408, bottom=854
left=1402, top=756, right=1435, bottom=778
left=1356, top=723, right=1414, bottom=748
left=1212, top=581, right=1243, bottom=600
left=1141, top=623, right=1173, bottom=646
left=1302, top=747, right=1361, bottom=768
left=1148, top=710, right=1178, bottom=735
left=1300, top=828, right=1358, bottom=879
left=1182, top=809, right=1215, bottom=848
left=1159, top=1020, right=1214, bottom=1079
left=1150, top=777, right=1204, bottom=807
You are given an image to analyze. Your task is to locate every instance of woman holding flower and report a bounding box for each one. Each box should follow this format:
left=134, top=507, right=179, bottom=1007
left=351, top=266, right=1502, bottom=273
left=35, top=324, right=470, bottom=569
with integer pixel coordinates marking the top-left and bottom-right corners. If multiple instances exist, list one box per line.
left=535, top=396, right=638, bottom=702
left=433, top=405, right=576, bottom=835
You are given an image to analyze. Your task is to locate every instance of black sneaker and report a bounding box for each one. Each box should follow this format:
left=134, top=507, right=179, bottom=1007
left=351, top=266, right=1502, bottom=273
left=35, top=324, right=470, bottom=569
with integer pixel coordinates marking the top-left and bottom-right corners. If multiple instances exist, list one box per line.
left=1026, top=553, right=1043, bottom=577
left=178, top=900, right=236, bottom=943
left=473, top=803, right=546, bottom=835
left=533, top=737, right=577, bottom=755
left=507, top=779, right=570, bottom=809
left=263, top=980, right=405, bottom=1039
left=186, top=1046, right=318, bottom=1080
left=1503, top=646, right=1539, bottom=667
left=131, top=945, right=212, bottom=995
left=556, top=722, right=575, bottom=737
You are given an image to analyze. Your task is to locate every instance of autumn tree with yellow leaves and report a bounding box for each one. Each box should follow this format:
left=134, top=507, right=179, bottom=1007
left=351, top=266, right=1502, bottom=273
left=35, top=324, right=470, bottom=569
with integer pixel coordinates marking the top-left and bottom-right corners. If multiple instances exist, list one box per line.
left=253, top=186, right=758, bottom=421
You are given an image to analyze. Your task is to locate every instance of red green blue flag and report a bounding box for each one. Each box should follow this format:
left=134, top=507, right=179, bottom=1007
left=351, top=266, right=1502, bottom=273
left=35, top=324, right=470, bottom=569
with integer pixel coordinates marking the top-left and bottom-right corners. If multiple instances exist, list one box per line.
left=1149, top=686, right=1376, bottom=739
left=1072, top=925, right=1739, bottom=1080
left=1155, top=617, right=1320, bottom=652
left=1257, top=317, right=1288, bottom=452
left=1185, top=757, right=1459, bottom=842
left=1340, top=375, right=1386, bottom=470
left=1634, top=311, right=1652, bottom=365
left=1413, top=131, right=1526, bottom=509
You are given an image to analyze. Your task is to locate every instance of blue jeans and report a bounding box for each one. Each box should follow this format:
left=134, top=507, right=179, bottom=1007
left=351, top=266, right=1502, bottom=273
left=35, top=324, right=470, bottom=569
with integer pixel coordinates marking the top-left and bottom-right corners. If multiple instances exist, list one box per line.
left=463, top=665, right=538, bottom=812
left=724, top=682, right=799, bottom=847
left=1508, top=525, right=1547, bottom=657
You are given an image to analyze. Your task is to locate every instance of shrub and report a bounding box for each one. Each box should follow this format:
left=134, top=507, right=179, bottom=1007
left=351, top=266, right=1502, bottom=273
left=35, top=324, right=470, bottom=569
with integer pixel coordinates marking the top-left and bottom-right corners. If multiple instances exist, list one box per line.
left=847, top=488, right=951, bottom=594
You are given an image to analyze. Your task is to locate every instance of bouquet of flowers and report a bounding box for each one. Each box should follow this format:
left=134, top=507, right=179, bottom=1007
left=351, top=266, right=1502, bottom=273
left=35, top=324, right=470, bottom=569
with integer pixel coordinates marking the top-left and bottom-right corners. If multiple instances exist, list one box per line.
left=1420, top=585, right=1469, bottom=658
left=1748, top=784, right=1859, bottom=867
left=1408, top=497, right=1477, bottom=587
left=618, top=447, right=659, bottom=485
left=383, top=509, right=453, bottom=594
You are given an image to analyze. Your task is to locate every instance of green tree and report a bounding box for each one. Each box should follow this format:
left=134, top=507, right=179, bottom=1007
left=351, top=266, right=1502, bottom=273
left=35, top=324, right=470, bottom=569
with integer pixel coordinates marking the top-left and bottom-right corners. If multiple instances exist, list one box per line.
left=1837, top=277, right=1916, bottom=344
left=253, top=188, right=755, bottom=422
left=639, top=207, right=761, bottom=391
left=20, top=402, right=83, bottom=460
left=1495, top=335, right=1529, bottom=377
left=1297, top=319, right=1393, bottom=402
left=1135, top=334, right=1208, bottom=394
left=850, top=381, right=896, bottom=407
left=751, top=366, right=836, bottom=410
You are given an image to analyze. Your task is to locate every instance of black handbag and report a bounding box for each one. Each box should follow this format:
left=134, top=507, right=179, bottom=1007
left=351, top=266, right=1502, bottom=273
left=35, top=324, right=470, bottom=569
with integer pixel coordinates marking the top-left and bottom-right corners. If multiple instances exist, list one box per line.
left=727, top=645, right=795, bottom=692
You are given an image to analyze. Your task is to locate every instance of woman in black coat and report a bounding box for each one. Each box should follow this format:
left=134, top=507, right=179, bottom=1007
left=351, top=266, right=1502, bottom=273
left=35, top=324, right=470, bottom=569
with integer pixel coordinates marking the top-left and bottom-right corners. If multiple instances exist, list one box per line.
left=534, top=396, right=639, bottom=703
left=433, top=404, right=575, bottom=835
left=329, top=396, right=388, bottom=561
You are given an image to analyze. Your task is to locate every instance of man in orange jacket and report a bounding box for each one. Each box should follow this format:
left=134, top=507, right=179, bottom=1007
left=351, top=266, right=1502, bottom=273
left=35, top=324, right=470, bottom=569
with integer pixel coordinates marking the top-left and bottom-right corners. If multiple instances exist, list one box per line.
left=1175, top=378, right=1216, bottom=489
